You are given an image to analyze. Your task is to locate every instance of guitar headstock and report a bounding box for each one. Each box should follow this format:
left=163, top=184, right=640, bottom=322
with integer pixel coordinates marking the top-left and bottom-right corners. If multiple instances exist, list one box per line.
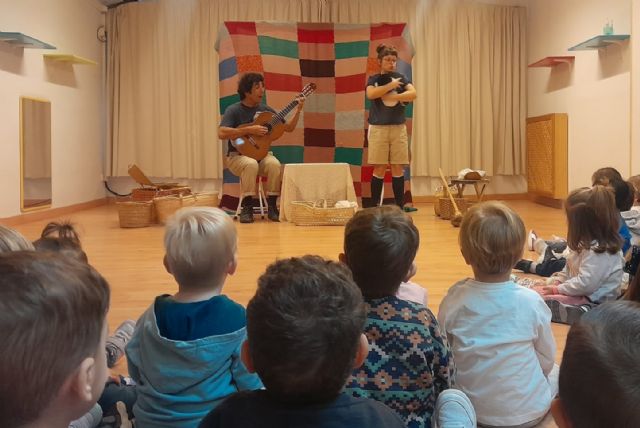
left=301, top=83, right=317, bottom=98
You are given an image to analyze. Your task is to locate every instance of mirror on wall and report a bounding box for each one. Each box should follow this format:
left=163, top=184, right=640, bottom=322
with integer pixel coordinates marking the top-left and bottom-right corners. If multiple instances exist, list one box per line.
left=20, top=97, right=52, bottom=212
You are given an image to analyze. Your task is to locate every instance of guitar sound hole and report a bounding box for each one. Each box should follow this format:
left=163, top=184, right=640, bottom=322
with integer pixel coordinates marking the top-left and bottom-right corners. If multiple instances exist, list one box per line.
left=264, top=123, right=272, bottom=134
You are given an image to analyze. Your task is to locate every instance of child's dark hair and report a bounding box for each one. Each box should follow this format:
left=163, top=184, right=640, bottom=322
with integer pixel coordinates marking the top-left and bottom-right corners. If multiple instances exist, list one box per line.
left=565, top=186, right=622, bottom=254
left=376, top=43, right=398, bottom=60
left=626, top=260, right=640, bottom=302
left=343, top=206, right=419, bottom=298
left=591, top=167, right=622, bottom=186
left=0, top=251, right=110, bottom=427
left=33, top=221, right=88, bottom=263
left=247, top=255, right=365, bottom=404
left=609, top=178, right=635, bottom=212
left=237, top=72, right=264, bottom=100
left=558, top=300, right=640, bottom=427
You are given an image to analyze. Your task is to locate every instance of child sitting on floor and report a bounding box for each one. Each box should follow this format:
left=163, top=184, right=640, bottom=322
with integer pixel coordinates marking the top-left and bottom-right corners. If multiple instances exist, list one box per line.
left=551, top=300, right=640, bottom=428
left=0, top=251, right=111, bottom=428
left=126, top=207, right=262, bottom=428
left=199, top=255, right=406, bottom=428
left=341, top=206, right=474, bottom=428
left=439, top=201, right=557, bottom=427
left=532, top=186, right=624, bottom=324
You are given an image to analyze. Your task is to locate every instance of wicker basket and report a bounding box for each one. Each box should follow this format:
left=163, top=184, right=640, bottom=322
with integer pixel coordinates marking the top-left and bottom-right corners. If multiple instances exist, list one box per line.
left=290, top=199, right=357, bottom=226
left=438, top=197, right=467, bottom=220
left=116, top=199, right=153, bottom=228
left=131, top=186, right=192, bottom=201
left=154, top=194, right=197, bottom=224
left=193, top=192, right=218, bottom=207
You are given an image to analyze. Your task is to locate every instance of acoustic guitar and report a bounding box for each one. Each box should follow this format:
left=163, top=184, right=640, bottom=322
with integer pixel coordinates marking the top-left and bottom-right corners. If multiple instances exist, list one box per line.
left=233, top=83, right=317, bottom=161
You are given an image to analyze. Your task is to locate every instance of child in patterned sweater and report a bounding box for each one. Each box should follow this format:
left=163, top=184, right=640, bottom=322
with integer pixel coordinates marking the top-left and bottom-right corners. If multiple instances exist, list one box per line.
left=341, top=206, right=475, bottom=428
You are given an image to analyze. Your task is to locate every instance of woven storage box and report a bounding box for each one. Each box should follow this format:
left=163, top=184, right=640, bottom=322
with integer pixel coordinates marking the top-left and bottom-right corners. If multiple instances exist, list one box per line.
left=116, top=199, right=153, bottom=228
left=290, top=199, right=357, bottom=226
left=438, top=197, right=467, bottom=220
left=131, top=186, right=191, bottom=201
left=154, top=194, right=197, bottom=224
left=193, top=192, right=218, bottom=207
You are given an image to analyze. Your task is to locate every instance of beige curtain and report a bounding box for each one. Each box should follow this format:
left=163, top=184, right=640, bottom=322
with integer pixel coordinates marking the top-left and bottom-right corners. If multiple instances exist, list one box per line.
left=412, top=0, right=526, bottom=176
left=106, top=0, right=525, bottom=179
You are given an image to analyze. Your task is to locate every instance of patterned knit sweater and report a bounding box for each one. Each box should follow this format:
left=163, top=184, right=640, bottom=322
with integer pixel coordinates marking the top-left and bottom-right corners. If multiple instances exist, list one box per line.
left=344, top=296, right=451, bottom=428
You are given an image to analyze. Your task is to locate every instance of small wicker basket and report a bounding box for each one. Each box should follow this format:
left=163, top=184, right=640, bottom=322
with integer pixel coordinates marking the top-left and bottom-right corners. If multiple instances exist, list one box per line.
left=290, top=199, right=357, bottom=226
left=116, top=199, right=153, bottom=228
left=154, top=194, right=197, bottom=224
left=438, top=197, right=467, bottom=220
left=193, top=192, right=218, bottom=207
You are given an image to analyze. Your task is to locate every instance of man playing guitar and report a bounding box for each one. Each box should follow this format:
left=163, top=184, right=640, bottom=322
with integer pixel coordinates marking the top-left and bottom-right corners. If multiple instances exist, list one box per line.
left=219, top=73, right=305, bottom=223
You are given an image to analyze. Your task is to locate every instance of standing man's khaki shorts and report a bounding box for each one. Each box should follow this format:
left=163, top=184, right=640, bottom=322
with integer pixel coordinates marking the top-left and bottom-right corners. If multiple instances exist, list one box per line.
left=367, top=124, right=409, bottom=165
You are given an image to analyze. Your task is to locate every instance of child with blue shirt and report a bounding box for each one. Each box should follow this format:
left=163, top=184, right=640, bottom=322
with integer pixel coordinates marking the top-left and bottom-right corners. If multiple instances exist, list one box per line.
left=126, top=207, right=262, bottom=428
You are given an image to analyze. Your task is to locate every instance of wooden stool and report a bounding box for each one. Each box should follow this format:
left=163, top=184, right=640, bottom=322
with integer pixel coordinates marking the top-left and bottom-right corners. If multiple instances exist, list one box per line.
left=449, top=178, right=491, bottom=201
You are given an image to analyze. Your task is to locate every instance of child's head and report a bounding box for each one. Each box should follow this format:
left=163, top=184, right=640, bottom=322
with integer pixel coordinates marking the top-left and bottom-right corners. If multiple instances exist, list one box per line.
left=33, top=221, right=88, bottom=263
left=0, top=251, right=110, bottom=427
left=591, top=166, right=622, bottom=186
left=342, top=206, right=419, bottom=298
left=627, top=175, right=640, bottom=204
left=459, top=201, right=525, bottom=276
left=564, top=186, right=621, bottom=254
left=164, top=207, right=237, bottom=289
left=245, top=255, right=367, bottom=404
left=0, top=224, right=34, bottom=252
left=551, top=300, right=640, bottom=428
left=608, top=178, right=635, bottom=212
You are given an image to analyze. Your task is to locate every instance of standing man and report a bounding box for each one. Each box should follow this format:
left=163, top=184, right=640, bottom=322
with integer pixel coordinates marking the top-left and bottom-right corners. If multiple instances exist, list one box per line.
left=219, top=72, right=304, bottom=223
left=366, top=44, right=417, bottom=211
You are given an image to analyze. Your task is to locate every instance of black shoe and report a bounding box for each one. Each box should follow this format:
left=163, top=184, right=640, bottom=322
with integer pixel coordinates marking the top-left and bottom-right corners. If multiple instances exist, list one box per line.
left=239, top=205, right=254, bottom=223
left=514, top=259, right=532, bottom=273
left=267, top=205, right=280, bottom=222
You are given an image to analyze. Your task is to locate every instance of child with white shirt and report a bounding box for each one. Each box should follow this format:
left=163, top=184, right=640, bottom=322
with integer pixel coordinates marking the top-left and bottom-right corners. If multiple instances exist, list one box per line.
left=439, top=201, right=558, bottom=428
left=532, top=186, right=624, bottom=324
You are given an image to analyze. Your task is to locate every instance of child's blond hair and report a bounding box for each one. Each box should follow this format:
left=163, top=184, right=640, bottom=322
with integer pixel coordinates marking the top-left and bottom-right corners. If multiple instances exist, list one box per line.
left=164, top=207, right=237, bottom=287
left=459, top=201, right=525, bottom=274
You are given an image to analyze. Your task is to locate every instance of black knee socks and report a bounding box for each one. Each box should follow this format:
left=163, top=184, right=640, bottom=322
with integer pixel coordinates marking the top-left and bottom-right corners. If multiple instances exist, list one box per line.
left=392, top=176, right=404, bottom=207
left=371, top=176, right=384, bottom=206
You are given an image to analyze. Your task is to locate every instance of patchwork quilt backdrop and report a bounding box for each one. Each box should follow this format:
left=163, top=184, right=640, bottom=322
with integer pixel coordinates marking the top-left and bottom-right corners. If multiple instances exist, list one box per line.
left=216, top=21, right=414, bottom=210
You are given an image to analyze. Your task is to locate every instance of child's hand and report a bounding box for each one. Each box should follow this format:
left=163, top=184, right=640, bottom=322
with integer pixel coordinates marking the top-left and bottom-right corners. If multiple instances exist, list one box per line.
left=532, top=285, right=558, bottom=296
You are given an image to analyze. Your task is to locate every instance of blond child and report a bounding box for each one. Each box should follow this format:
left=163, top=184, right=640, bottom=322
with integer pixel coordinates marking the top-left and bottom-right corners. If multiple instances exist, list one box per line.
left=439, top=202, right=557, bottom=427
left=0, top=251, right=110, bottom=428
left=126, top=207, right=262, bottom=428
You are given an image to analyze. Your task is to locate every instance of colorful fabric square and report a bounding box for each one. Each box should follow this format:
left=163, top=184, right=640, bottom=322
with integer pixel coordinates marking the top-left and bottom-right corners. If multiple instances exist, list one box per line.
left=216, top=22, right=414, bottom=210
left=345, top=296, right=451, bottom=428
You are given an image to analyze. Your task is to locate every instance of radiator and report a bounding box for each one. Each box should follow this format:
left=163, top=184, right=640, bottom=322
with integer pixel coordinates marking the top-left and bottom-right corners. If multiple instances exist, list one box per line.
left=526, top=113, right=568, bottom=200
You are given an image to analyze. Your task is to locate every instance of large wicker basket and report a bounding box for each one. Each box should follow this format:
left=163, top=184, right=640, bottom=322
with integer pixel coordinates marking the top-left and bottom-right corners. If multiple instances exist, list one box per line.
left=290, top=199, right=357, bottom=226
left=116, top=199, right=153, bottom=228
left=154, top=194, right=197, bottom=224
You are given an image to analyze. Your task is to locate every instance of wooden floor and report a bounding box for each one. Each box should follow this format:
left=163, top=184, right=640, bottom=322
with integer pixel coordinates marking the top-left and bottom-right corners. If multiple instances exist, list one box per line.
left=10, top=200, right=568, bottom=426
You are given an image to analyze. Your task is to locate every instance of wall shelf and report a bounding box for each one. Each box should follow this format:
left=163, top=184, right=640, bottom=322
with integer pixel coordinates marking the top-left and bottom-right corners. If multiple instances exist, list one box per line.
left=528, top=56, right=575, bottom=68
left=0, top=32, right=55, bottom=49
left=43, top=53, right=97, bottom=65
left=568, top=34, right=630, bottom=51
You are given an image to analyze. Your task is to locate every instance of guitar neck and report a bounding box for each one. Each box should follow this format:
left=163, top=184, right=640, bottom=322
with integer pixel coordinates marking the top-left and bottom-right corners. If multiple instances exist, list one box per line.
left=269, top=100, right=299, bottom=126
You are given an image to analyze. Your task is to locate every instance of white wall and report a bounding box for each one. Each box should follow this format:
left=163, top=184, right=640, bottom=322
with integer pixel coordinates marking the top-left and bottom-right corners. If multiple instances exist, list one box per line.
left=527, top=0, right=632, bottom=189
left=0, top=0, right=106, bottom=218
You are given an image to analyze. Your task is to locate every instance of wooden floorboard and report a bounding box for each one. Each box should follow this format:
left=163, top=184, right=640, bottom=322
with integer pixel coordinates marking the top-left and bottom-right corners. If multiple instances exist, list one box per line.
left=9, top=200, right=568, bottom=426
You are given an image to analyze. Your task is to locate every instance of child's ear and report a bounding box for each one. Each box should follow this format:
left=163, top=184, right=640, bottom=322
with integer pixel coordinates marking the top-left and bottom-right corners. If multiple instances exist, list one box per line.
left=338, top=253, right=347, bottom=264
left=66, top=357, right=98, bottom=404
left=550, top=397, right=572, bottom=428
left=227, top=252, right=238, bottom=276
left=240, top=340, right=255, bottom=373
left=353, top=333, right=369, bottom=368
left=163, top=255, right=172, bottom=274
left=459, top=248, right=471, bottom=266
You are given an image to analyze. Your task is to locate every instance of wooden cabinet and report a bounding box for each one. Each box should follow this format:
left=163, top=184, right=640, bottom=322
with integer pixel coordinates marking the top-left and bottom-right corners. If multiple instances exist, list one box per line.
left=526, top=113, right=568, bottom=201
